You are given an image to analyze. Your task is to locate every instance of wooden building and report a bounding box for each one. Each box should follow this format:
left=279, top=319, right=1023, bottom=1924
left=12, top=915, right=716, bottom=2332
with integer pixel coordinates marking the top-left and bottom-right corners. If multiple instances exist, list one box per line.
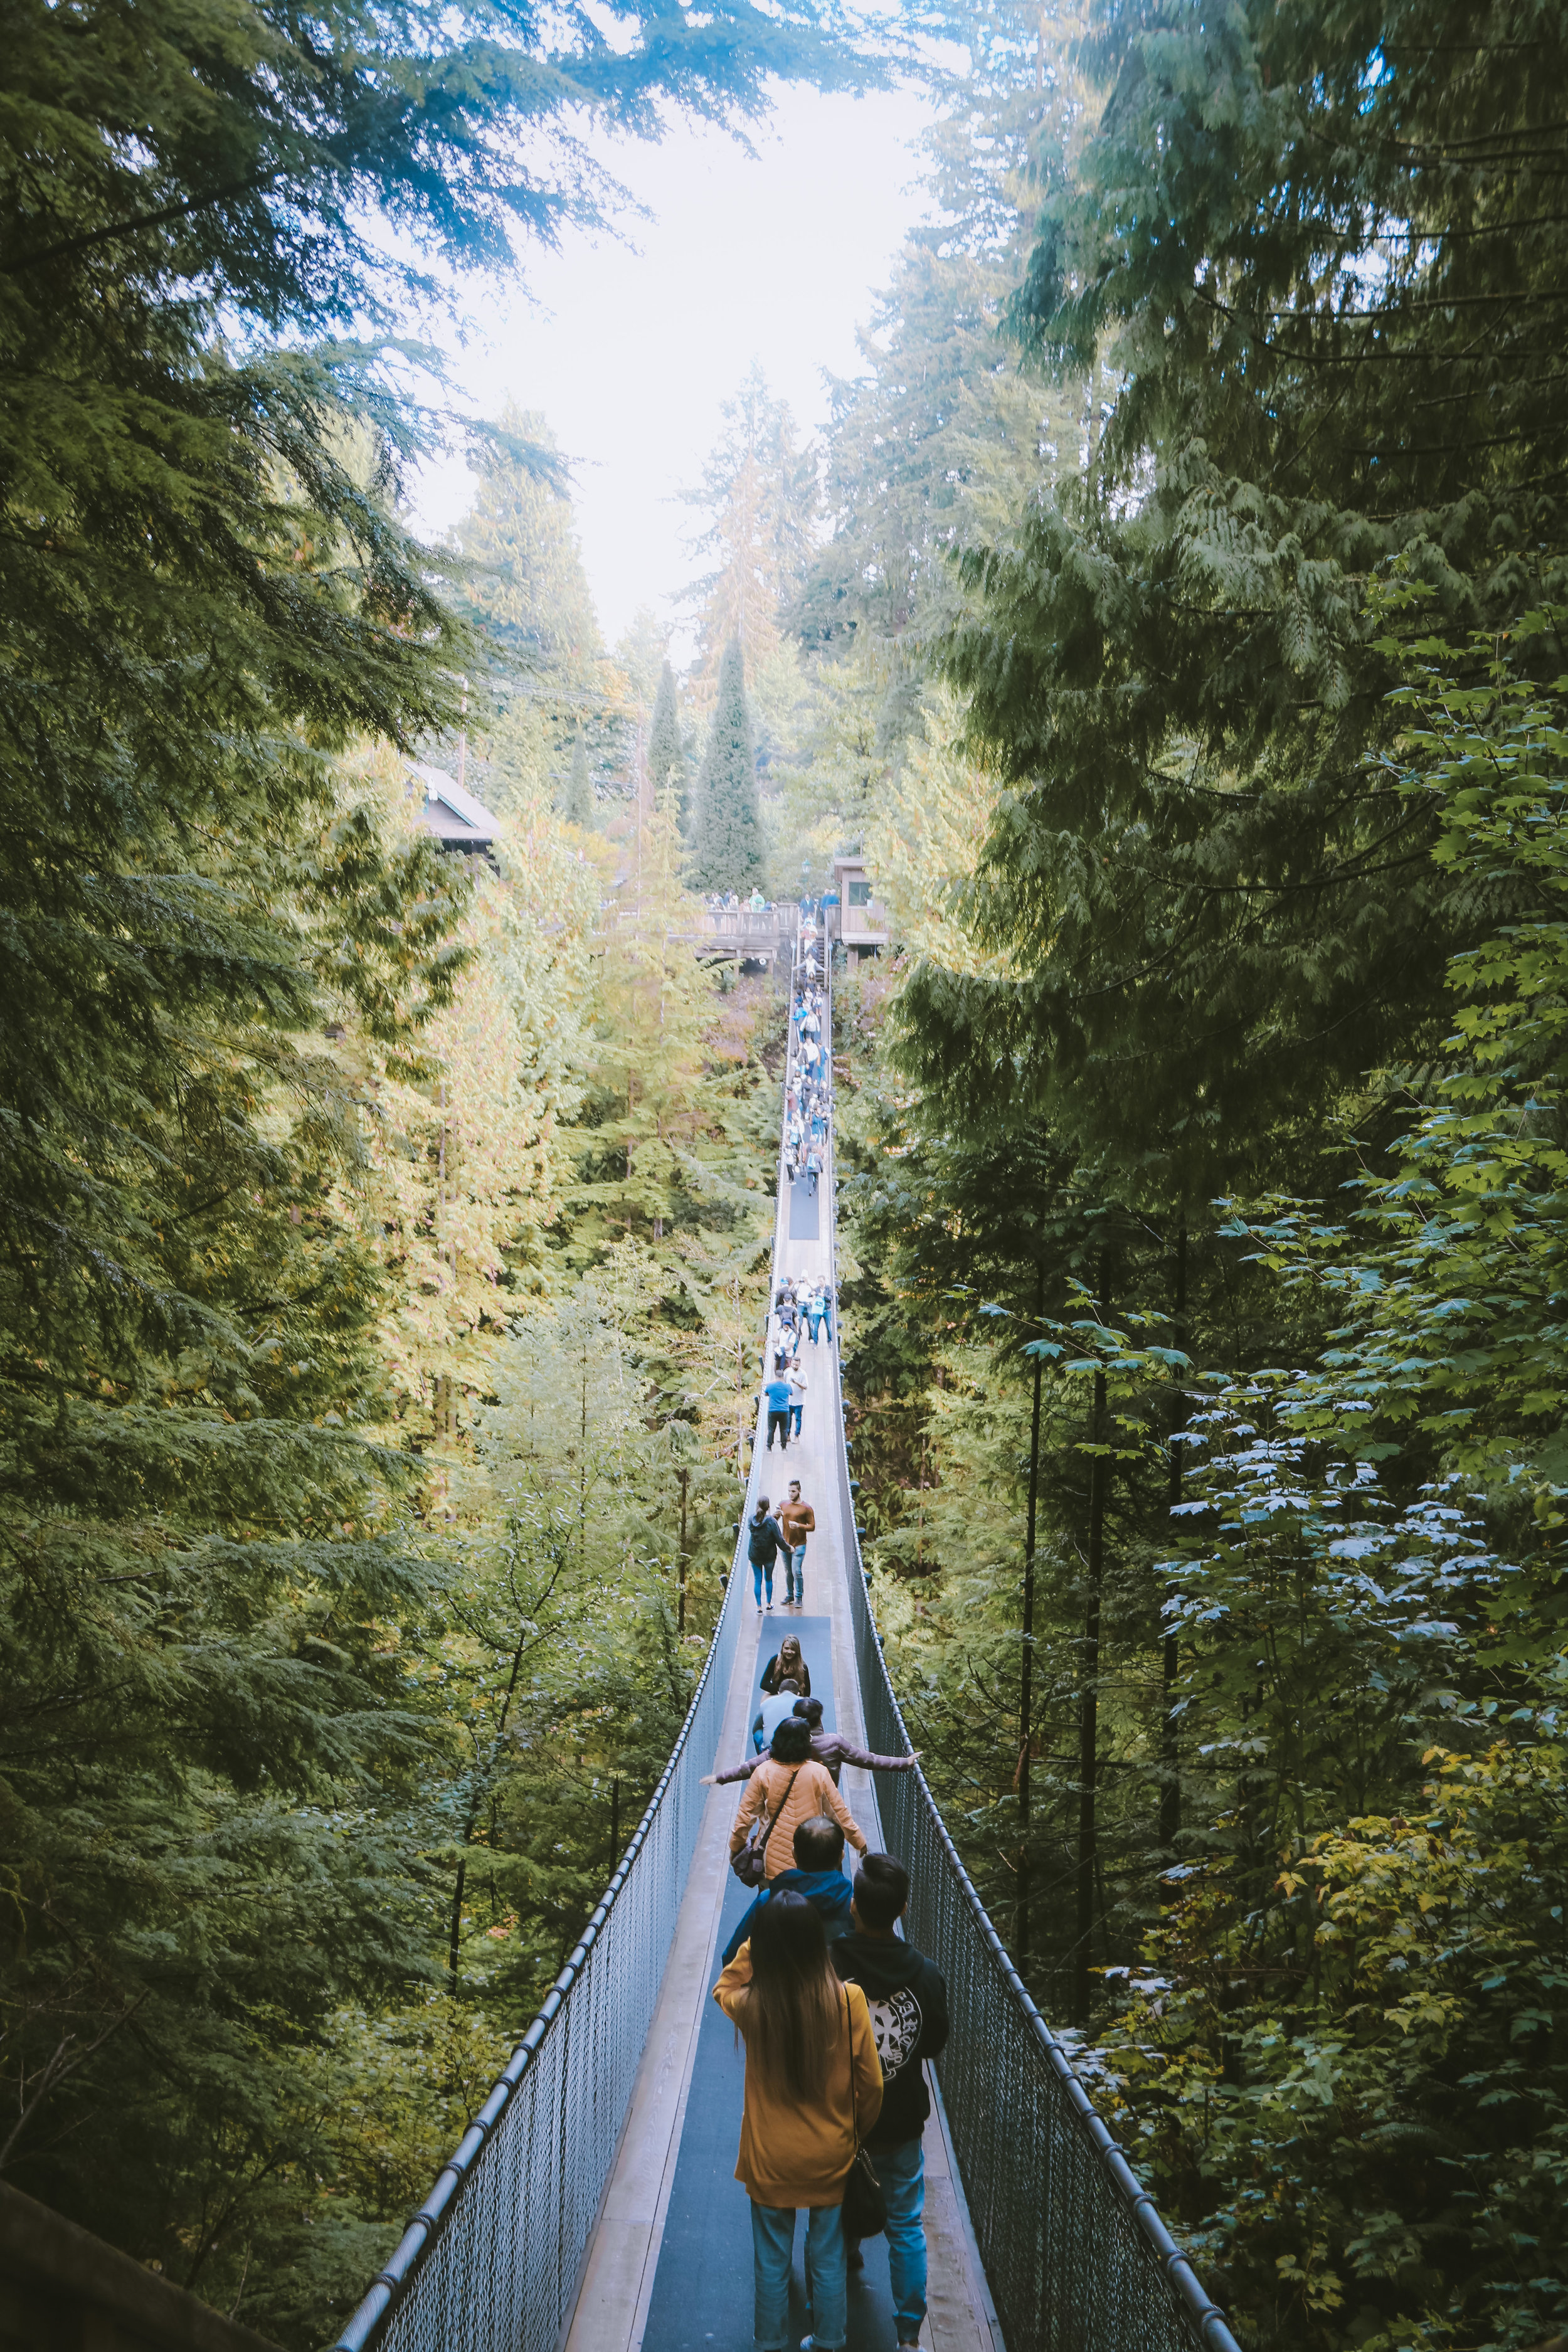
left=408, top=760, right=497, bottom=854
left=829, top=854, right=889, bottom=955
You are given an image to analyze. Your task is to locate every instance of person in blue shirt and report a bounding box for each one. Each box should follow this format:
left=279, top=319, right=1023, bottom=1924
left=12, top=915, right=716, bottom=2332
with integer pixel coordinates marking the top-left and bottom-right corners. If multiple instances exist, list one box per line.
left=722, top=1811, right=854, bottom=1964
left=764, top=1370, right=792, bottom=1452
left=751, top=1675, right=803, bottom=1752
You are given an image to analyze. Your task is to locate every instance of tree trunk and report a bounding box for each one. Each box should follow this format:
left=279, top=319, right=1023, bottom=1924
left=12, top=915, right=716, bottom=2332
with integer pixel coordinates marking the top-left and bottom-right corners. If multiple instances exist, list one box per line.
left=447, top=1631, right=529, bottom=1995
left=677, top=1466, right=689, bottom=1636
left=447, top=1855, right=466, bottom=1994
left=1017, top=1263, right=1045, bottom=1966
left=1074, top=1253, right=1110, bottom=2026
left=1160, top=1221, right=1187, bottom=1858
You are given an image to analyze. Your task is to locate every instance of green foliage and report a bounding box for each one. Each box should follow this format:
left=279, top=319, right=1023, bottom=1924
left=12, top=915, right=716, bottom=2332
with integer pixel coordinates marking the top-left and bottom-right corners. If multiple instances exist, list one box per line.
left=2, top=0, right=494, bottom=2288
left=1220, top=610, right=1568, bottom=1502
left=1101, top=1740, right=1568, bottom=2352
left=0, top=0, right=894, bottom=2327
left=691, top=637, right=764, bottom=893
left=430, top=1258, right=707, bottom=2006
left=818, top=5, right=1568, bottom=2340
left=843, top=603, right=1568, bottom=2341
left=899, top=0, right=1568, bottom=1193
left=4, top=0, right=887, bottom=334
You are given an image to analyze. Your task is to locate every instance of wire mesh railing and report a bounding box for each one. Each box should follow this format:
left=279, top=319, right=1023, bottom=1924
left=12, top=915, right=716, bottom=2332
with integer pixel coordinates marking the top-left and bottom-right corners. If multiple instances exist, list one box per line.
left=329, top=1025, right=797, bottom=2352
left=822, top=951, right=1239, bottom=2352
left=334, top=940, right=1238, bottom=2352
left=332, top=1549, right=746, bottom=2352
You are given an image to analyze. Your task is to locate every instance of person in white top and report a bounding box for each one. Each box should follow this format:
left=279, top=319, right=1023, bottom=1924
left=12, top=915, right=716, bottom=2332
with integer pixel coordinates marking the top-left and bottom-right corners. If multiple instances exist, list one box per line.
left=789, top=1362, right=808, bottom=1441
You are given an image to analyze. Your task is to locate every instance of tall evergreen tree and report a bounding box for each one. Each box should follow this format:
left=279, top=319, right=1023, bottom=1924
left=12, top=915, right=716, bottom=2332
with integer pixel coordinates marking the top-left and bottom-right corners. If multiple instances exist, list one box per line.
left=455, top=406, right=601, bottom=678
left=0, top=0, right=889, bottom=2324
left=682, top=368, right=818, bottom=694
left=691, top=638, right=763, bottom=893
left=903, top=0, right=1568, bottom=1205
left=800, top=0, right=1091, bottom=667
left=827, top=15, right=1568, bottom=2344
left=455, top=411, right=610, bottom=815
left=648, top=658, right=685, bottom=824
left=564, top=734, right=595, bottom=827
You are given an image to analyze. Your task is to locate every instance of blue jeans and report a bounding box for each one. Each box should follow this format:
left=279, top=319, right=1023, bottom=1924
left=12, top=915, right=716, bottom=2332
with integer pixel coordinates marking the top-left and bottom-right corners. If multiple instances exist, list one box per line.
left=867, top=2138, right=926, bottom=2343
left=751, top=1560, right=775, bottom=1606
left=784, top=1543, right=805, bottom=1603
left=790, top=1404, right=803, bottom=1438
left=750, top=2198, right=845, bottom=2351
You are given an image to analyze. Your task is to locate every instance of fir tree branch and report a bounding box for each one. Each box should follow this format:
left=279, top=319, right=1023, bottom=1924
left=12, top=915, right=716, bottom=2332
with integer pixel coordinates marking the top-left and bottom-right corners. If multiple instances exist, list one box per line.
left=1, top=176, right=280, bottom=277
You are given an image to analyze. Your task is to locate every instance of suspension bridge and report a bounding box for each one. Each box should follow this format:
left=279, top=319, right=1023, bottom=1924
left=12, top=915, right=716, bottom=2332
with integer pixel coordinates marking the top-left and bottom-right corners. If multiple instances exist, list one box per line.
left=332, top=941, right=1239, bottom=2352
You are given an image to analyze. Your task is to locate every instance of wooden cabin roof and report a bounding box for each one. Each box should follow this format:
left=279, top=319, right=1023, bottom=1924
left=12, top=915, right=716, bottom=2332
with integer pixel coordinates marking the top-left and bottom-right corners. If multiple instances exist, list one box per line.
left=410, top=761, right=497, bottom=852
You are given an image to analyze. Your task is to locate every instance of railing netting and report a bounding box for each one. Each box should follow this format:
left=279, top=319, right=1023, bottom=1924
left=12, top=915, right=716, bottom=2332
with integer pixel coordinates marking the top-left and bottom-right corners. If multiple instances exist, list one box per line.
left=333, top=935, right=1239, bottom=2352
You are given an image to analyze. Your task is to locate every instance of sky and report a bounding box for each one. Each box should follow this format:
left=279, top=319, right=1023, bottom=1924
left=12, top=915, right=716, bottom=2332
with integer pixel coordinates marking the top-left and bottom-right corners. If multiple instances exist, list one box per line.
left=413, top=83, right=937, bottom=655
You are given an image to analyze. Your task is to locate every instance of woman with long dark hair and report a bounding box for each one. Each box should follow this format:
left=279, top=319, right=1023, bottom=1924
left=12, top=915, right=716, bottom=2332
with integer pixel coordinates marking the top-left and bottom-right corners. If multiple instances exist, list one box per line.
left=714, top=1890, right=882, bottom=2352
left=761, top=1631, right=810, bottom=1698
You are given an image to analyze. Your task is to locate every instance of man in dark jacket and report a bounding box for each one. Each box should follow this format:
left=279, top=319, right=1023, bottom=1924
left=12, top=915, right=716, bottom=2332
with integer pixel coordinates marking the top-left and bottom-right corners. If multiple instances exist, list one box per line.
left=721, top=1814, right=852, bottom=1964
left=831, top=1853, right=950, bottom=2352
left=747, top=1497, right=786, bottom=1610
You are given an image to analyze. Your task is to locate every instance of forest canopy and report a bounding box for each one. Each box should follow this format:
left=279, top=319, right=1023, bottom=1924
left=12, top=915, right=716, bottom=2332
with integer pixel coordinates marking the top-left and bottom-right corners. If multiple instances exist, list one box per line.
left=7, top=2, right=1568, bottom=2350
left=0, top=0, right=881, bottom=2337
left=807, top=7, right=1568, bottom=2351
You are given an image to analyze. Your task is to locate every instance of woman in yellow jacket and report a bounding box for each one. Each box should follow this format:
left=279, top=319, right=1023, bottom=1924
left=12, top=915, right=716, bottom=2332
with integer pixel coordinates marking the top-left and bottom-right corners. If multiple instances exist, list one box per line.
left=714, top=1890, right=883, bottom=2351
left=729, top=1715, right=866, bottom=1882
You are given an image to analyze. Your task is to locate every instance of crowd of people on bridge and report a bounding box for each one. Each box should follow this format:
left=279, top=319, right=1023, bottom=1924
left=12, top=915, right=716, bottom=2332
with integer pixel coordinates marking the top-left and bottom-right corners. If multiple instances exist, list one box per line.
left=704, top=888, right=774, bottom=913
left=699, top=948, right=946, bottom=2352
left=701, top=892, right=835, bottom=926
left=761, top=1281, right=832, bottom=1461
left=709, top=1704, right=947, bottom=2352
left=786, top=978, right=830, bottom=1197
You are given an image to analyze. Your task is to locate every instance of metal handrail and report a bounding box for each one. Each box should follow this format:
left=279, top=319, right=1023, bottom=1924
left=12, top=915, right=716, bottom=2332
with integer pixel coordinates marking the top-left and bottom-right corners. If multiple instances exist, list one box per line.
left=331, top=1550, right=750, bottom=2350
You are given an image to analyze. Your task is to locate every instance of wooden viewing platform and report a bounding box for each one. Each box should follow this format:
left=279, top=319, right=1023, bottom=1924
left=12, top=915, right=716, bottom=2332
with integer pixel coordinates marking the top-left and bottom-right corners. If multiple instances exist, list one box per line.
left=608, top=894, right=887, bottom=964
left=608, top=905, right=805, bottom=964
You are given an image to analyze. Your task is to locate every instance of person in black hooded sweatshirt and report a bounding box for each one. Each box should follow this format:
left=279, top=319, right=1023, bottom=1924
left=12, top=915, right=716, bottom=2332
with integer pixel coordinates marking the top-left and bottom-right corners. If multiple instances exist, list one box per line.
left=830, top=1853, right=948, bottom=2352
